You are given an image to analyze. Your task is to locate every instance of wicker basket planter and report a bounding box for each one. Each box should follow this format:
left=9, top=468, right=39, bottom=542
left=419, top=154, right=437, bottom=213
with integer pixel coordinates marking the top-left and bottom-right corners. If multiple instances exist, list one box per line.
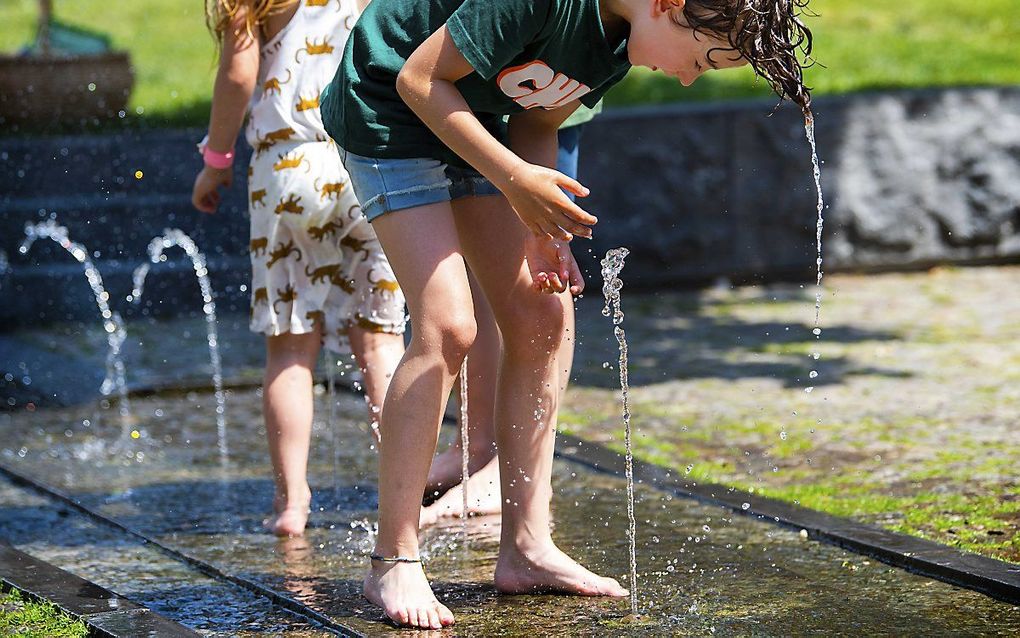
left=0, top=51, right=134, bottom=126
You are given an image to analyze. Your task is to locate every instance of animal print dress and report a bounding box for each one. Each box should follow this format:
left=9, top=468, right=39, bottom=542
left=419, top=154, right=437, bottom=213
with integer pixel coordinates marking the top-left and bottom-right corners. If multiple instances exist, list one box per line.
left=244, top=0, right=404, bottom=353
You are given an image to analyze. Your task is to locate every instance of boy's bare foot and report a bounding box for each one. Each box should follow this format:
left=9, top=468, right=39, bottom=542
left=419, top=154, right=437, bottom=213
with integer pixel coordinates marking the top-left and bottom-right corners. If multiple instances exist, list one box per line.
left=494, top=541, right=628, bottom=597
left=364, top=560, right=455, bottom=629
left=263, top=487, right=311, bottom=537
left=424, top=445, right=494, bottom=501
left=419, top=456, right=501, bottom=527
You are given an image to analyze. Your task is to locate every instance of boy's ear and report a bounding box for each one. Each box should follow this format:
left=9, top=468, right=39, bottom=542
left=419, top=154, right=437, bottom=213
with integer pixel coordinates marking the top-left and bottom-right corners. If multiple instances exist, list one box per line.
left=655, top=0, right=685, bottom=16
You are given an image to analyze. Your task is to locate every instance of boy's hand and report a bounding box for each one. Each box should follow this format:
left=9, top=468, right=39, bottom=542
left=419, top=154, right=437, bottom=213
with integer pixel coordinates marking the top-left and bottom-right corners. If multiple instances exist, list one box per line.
left=192, top=165, right=234, bottom=214
left=504, top=163, right=597, bottom=241
left=525, top=235, right=585, bottom=296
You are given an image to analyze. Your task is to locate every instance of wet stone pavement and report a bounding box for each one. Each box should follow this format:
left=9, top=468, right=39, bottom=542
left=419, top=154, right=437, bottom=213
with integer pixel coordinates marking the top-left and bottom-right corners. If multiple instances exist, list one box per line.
left=2, top=387, right=1018, bottom=636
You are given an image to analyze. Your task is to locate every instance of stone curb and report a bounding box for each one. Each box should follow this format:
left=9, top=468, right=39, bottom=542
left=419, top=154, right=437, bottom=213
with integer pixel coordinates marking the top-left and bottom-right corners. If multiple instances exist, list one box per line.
left=0, top=541, right=200, bottom=637
left=554, top=433, right=1020, bottom=605
left=0, top=462, right=365, bottom=638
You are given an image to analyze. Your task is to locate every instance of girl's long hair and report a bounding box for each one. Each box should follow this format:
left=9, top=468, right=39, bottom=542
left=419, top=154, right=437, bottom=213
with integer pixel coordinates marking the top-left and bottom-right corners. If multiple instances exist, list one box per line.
left=205, top=0, right=298, bottom=46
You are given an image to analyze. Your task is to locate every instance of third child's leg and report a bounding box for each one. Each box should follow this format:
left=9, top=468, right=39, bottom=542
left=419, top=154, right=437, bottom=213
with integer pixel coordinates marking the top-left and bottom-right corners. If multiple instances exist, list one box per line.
left=424, top=271, right=501, bottom=496
left=263, top=329, right=322, bottom=537
left=452, top=195, right=626, bottom=597
left=347, top=326, right=405, bottom=439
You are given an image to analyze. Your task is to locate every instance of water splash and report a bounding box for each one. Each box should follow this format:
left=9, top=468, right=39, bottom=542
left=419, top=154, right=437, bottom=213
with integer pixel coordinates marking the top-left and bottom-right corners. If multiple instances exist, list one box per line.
left=131, top=229, right=227, bottom=461
left=20, top=220, right=132, bottom=431
left=459, top=356, right=470, bottom=524
left=601, top=247, right=638, bottom=614
left=804, top=114, right=825, bottom=382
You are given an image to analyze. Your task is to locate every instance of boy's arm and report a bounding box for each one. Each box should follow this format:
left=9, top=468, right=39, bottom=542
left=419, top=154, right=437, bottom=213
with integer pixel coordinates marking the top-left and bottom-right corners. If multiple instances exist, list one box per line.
left=398, top=25, right=596, bottom=241
left=506, top=102, right=589, bottom=294
left=192, top=9, right=259, bottom=213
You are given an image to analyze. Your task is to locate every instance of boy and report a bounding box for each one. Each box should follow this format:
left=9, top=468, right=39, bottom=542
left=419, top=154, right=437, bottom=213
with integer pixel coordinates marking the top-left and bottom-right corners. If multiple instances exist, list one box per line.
left=321, top=0, right=812, bottom=629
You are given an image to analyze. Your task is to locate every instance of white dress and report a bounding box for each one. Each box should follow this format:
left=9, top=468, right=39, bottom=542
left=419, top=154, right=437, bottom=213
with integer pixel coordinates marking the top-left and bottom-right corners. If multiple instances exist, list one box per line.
left=244, top=0, right=404, bottom=353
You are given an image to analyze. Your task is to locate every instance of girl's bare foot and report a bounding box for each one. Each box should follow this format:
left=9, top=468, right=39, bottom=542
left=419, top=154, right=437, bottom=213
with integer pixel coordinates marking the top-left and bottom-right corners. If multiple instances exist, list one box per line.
left=263, top=487, right=311, bottom=537
left=424, top=445, right=495, bottom=501
left=364, top=560, right=455, bottom=629
left=494, top=541, right=628, bottom=597
left=419, top=456, right=501, bottom=527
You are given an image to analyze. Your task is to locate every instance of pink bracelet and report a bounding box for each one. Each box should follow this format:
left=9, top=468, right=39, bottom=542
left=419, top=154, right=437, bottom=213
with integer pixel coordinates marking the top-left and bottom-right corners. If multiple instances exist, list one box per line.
left=202, top=145, right=235, bottom=169
left=197, top=135, right=235, bottom=169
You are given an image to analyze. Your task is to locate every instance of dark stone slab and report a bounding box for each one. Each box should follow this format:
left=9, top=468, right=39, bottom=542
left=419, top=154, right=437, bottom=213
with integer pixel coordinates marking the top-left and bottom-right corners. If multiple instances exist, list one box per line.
left=0, top=541, right=200, bottom=636
left=88, top=609, right=204, bottom=638
left=0, top=542, right=139, bottom=617
left=554, top=432, right=1020, bottom=604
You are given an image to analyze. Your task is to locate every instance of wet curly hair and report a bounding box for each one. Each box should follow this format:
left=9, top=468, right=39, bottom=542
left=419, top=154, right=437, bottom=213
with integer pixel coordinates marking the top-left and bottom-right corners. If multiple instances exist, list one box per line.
left=678, top=0, right=816, bottom=114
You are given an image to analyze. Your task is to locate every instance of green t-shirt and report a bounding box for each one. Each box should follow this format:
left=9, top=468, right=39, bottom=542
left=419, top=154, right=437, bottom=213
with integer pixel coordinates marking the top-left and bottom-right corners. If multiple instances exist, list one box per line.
left=321, top=0, right=630, bottom=166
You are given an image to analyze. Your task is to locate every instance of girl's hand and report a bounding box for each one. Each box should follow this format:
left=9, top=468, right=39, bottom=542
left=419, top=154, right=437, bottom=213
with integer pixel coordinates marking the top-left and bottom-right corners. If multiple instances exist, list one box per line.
left=525, top=235, right=585, bottom=296
left=504, top=162, right=597, bottom=241
left=192, top=165, right=233, bottom=214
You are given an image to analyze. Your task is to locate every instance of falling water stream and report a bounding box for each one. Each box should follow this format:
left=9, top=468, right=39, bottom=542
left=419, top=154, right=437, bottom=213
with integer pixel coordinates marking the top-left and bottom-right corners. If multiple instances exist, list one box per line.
left=130, top=229, right=228, bottom=460
left=601, top=247, right=638, bottom=614
left=20, top=220, right=133, bottom=434
left=804, top=113, right=825, bottom=390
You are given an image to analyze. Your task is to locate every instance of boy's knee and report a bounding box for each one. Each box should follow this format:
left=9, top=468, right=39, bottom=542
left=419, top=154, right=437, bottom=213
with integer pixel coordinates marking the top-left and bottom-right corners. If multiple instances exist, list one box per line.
left=429, top=312, right=477, bottom=366
left=501, top=294, right=565, bottom=356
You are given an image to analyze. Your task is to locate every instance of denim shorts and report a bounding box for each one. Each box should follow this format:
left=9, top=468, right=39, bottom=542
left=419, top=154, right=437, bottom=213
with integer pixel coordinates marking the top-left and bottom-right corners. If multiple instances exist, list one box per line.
left=339, top=149, right=501, bottom=222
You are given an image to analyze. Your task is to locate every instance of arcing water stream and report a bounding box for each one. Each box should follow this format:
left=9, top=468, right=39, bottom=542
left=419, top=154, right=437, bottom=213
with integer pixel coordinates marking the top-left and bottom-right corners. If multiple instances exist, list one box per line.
left=131, top=229, right=228, bottom=460
left=20, top=220, right=133, bottom=434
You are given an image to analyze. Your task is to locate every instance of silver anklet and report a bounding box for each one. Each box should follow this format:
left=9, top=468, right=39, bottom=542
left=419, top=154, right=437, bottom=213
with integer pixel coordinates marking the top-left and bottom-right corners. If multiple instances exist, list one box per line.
left=370, top=553, right=422, bottom=564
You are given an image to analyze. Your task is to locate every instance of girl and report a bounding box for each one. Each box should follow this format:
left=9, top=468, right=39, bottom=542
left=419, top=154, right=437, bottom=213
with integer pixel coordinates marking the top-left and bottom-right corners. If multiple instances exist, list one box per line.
left=192, top=0, right=406, bottom=537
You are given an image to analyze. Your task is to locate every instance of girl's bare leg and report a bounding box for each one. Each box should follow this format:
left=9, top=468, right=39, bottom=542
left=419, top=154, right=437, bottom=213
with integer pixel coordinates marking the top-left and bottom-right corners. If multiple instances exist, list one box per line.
left=263, top=329, right=322, bottom=537
left=363, top=202, right=468, bottom=630
left=348, top=326, right=405, bottom=439
left=452, top=195, right=626, bottom=597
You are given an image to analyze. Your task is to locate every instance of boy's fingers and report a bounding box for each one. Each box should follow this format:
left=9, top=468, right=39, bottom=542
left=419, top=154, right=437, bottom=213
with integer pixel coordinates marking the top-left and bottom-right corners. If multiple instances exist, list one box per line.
left=559, top=199, right=598, bottom=227
left=555, top=172, right=590, bottom=199
left=547, top=271, right=565, bottom=293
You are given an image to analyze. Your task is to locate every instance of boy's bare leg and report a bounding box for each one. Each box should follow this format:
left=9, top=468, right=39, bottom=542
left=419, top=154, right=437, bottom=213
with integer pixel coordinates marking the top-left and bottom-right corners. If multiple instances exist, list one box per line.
left=263, top=329, right=321, bottom=537
left=420, top=288, right=575, bottom=526
left=348, top=326, right=405, bottom=440
left=425, top=272, right=500, bottom=497
left=363, top=203, right=468, bottom=629
left=452, top=195, right=626, bottom=597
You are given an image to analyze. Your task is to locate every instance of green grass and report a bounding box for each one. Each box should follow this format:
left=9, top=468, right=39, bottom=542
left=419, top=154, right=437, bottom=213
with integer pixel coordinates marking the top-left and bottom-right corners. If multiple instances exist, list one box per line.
left=0, top=589, right=89, bottom=638
left=2, top=0, right=1019, bottom=128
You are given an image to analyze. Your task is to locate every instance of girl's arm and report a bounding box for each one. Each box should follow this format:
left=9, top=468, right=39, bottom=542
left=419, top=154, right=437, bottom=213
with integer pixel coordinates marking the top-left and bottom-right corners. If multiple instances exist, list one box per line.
left=192, top=7, right=260, bottom=213
left=397, top=25, right=596, bottom=242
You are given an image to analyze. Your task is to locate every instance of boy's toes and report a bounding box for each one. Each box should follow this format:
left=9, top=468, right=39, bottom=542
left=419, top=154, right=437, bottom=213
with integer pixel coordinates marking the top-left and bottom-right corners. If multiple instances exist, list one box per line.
left=437, top=602, right=455, bottom=626
left=425, top=607, right=441, bottom=629
left=599, top=577, right=628, bottom=597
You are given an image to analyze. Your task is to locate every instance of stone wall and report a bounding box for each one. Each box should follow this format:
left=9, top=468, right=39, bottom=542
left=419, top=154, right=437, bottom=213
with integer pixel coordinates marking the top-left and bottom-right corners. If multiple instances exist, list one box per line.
left=578, top=87, right=1020, bottom=286
left=1, top=87, right=1018, bottom=326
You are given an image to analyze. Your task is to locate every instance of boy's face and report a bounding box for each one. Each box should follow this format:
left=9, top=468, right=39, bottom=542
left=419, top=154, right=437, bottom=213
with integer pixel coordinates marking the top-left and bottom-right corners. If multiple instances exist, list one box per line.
left=627, top=0, right=746, bottom=86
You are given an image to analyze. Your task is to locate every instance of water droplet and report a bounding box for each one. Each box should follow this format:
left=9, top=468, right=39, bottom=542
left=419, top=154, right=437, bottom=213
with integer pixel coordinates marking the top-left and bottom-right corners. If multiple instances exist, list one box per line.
left=812, top=327, right=822, bottom=336
left=130, top=430, right=140, bottom=439
left=809, top=370, right=818, bottom=379
left=741, top=502, right=750, bottom=510
left=805, top=386, right=814, bottom=393
left=779, top=431, right=787, bottom=440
